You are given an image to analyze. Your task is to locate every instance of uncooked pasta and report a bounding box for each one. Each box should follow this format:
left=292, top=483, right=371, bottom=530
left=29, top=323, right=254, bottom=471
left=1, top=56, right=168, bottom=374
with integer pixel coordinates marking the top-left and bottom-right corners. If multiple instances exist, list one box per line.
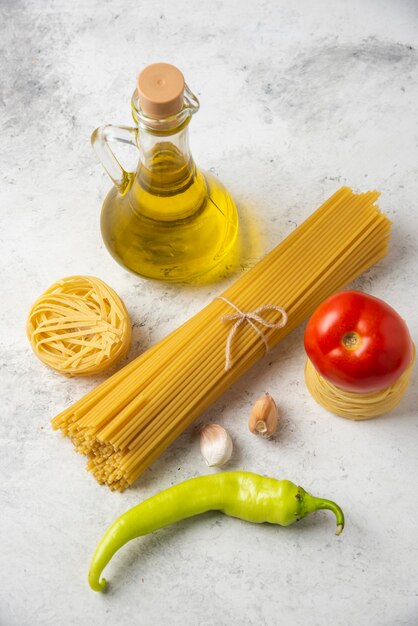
left=27, top=276, right=131, bottom=376
left=304, top=345, right=415, bottom=420
left=52, top=188, right=391, bottom=490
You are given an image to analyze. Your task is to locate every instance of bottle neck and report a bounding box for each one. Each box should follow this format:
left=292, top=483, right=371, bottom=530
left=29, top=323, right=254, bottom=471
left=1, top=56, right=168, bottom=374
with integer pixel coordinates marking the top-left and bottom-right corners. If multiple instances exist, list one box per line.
left=136, top=122, right=195, bottom=193
left=131, top=119, right=207, bottom=222
left=131, top=85, right=201, bottom=198
left=130, top=87, right=205, bottom=221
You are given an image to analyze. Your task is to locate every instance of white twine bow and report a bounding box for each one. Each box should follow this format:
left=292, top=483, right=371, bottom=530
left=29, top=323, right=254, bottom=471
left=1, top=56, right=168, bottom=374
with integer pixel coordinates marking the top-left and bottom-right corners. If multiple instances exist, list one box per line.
left=217, top=296, right=288, bottom=371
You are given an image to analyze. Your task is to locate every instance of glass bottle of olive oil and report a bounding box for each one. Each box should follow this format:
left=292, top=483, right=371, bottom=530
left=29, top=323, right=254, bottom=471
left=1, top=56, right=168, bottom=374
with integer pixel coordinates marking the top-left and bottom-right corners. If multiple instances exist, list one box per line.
left=92, top=63, right=238, bottom=281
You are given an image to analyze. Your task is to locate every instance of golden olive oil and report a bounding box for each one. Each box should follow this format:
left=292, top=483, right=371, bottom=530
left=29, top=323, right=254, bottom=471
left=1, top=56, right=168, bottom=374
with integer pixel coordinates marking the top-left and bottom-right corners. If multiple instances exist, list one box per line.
left=101, top=161, right=238, bottom=281
left=93, top=65, right=238, bottom=282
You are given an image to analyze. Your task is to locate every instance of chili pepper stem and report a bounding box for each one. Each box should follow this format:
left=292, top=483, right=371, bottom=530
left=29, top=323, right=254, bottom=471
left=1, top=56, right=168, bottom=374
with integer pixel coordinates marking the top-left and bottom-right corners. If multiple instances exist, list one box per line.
left=299, top=489, right=345, bottom=535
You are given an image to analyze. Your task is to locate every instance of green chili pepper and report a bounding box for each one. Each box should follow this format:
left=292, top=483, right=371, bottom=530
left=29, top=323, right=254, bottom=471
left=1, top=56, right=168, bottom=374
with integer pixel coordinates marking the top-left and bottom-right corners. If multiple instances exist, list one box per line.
left=88, top=471, right=344, bottom=591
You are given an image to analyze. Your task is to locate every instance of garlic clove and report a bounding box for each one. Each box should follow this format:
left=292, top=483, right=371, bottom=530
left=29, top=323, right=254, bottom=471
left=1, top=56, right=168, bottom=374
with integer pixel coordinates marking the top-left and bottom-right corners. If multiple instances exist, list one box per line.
left=199, top=423, right=233, bottom=467
left=248, top=392, right=278, bottom=437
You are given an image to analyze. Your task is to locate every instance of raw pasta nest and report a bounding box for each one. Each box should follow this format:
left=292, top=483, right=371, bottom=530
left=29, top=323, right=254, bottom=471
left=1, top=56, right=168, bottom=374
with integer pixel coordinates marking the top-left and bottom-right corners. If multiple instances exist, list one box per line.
left=304, top=344, right=415, bottom=420
left=27, top=275, right=131, bottom=376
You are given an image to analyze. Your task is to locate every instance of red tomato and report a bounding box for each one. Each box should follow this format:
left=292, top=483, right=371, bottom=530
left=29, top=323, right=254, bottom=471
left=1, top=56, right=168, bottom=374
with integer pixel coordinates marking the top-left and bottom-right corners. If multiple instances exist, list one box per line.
left=304, top=290, right=412, bottom=393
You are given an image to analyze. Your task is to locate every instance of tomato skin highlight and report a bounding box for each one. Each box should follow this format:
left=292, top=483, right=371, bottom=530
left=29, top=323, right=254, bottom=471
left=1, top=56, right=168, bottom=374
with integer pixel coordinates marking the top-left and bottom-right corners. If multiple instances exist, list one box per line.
left=304, top=291, right=413, bottom=393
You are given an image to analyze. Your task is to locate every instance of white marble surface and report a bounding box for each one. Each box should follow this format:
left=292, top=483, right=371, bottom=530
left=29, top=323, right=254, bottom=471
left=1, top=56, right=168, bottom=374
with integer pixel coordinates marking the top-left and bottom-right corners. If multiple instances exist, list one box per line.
left=1, top=1, right=418, bottom=624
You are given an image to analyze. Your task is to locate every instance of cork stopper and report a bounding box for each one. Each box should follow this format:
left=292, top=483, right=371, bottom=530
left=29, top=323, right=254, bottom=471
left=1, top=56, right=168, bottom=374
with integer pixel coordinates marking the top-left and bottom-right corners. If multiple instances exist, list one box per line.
left=136, top=63, right=185, bottom=119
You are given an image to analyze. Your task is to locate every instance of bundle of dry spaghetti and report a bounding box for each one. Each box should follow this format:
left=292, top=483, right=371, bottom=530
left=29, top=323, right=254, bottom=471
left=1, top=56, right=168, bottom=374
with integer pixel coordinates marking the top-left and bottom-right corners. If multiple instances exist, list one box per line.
left=52, top=187, right=391, bottom=490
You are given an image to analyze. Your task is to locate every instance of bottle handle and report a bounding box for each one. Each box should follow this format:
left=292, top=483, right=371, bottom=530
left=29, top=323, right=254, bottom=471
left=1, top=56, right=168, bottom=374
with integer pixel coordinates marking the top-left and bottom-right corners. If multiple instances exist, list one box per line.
left=91, top=125, right=138, bottom=193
